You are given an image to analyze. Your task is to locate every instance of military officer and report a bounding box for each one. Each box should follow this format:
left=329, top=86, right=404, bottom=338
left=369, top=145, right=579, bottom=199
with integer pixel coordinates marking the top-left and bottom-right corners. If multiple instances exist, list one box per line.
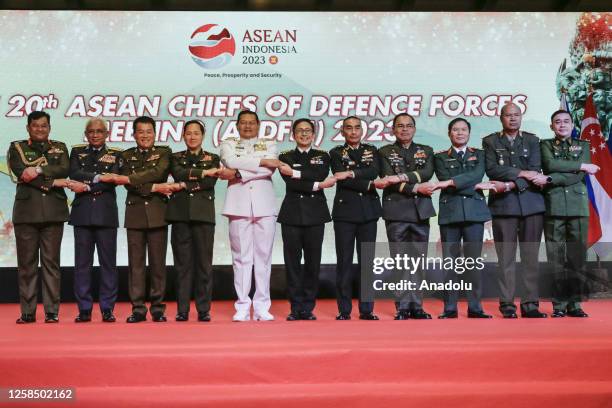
left=110, top=116, right=172, bottom=323
left=166, top=120, right=222, bottom=322
left=68, top=118, right=122, bottom=323
left=330, top=116, right=381, bottom=321
left=375, top=113, right=435, bottom=320
left=8, top=111, right=71, bottom=323
left=483, top=102, right=548, bottom=318
left=220, top=110, right=279, bottom=322
left=434, top=118, right=494, bottom=319
left=541, top=110, right=599, bottom=318
left=277, top=118, right=336, bottom=321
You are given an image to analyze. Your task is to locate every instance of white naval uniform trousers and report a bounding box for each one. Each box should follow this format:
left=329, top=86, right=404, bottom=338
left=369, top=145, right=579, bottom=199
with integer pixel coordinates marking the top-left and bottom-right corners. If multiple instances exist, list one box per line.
left=220, top=138, right=278, bottom=313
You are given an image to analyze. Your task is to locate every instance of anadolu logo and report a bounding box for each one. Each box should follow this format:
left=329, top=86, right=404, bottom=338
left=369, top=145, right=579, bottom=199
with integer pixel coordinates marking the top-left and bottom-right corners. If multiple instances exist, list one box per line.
left=188, top=24, right=236, bottom=69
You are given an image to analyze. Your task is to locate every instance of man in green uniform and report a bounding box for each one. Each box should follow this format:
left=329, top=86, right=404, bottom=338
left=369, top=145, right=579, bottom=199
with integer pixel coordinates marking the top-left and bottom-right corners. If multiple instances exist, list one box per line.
left=483, top=103, right=549, bottom=318
left=434, top=117, right=495, bottom=319
left=541, top=110, right=600, bottom=318
left=109, top=116, right=172, bottom=323
left=8, top=111, right=74, bottom=323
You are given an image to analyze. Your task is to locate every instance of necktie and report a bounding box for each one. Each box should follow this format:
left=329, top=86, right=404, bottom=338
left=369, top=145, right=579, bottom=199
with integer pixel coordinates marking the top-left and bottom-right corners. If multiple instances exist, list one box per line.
left=457, top=150, right=464, bottom=160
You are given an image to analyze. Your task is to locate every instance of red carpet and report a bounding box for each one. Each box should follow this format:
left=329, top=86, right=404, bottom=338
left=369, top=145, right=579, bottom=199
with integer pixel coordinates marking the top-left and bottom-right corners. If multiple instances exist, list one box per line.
left=1, top=299, right=612, bottom=407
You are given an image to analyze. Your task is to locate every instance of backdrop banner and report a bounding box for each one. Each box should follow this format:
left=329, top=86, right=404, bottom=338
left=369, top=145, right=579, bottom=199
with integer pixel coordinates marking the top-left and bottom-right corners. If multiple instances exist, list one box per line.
left=1, top=11, right=607, bottom=266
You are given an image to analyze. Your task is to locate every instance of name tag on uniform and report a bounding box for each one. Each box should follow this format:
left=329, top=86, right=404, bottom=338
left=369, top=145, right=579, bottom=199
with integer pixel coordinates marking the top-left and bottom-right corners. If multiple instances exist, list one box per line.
left=146, top=154, right=160, bottom=161
left=310, top=156, right=324, bottom=165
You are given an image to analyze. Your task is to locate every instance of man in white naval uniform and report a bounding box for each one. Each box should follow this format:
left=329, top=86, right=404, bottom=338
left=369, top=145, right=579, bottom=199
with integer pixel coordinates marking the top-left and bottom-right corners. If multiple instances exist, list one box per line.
left=220, top=110, right=280, bottom=322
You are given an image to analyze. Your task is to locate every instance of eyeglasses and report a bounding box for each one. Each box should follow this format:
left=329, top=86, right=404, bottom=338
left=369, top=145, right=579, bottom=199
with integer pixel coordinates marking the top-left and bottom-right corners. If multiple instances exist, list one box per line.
left=295, top=129, right=313, bottom=135
left=86, top=129, right=106, bottom=135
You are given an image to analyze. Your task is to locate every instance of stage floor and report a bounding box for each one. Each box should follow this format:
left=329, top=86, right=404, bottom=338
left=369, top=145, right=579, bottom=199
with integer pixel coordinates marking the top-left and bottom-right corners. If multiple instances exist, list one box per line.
left=1, top=299, right=612, bottom=407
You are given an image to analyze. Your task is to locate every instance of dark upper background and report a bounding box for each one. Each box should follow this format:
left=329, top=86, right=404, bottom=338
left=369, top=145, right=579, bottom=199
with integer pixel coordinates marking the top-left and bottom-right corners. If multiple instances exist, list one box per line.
left=1, top=0, right=609, bottom=11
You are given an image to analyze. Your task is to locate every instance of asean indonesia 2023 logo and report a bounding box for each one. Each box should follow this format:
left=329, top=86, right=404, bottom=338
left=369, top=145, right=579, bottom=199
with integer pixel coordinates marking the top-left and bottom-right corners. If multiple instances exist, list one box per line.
left=188, top=24, right=236, bottom=69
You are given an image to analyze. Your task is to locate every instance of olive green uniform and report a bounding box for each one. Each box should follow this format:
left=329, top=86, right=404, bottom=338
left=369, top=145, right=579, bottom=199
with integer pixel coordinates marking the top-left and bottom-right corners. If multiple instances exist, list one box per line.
left=7, top=139, right=69, bottom=316
left=121, top=145, right=172, bottom=317
left=166, top=149, right=219, bottom=316
left=541, top=137, right=590, bottom=312
left=434, top=147, right=491, bottom=313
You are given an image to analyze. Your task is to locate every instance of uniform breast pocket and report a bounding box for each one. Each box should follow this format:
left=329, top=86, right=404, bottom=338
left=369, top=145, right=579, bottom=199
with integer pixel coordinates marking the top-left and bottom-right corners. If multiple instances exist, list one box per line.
left=445, top=161, right=459, bottom=170
left=465, top=158, right=478, bottom=167
left=47, top=154, right=62, bottom=164
left=571, top=184, right=586, bottom=195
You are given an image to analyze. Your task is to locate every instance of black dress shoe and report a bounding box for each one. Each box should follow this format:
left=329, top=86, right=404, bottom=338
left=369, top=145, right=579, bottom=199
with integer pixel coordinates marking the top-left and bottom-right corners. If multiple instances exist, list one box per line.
left=102, top=310, right=116, bottom=322
left=521, top=309, right=547, bottom=318
left=286, top=313, right=300, bottom=321
left=567, top=308, right=588, bottom=318
left=438, top=311, right=458, bottom=319
left=410, top=309, right=432, bottom=320
left=16, top=314, right=36, bottom=324
left=336, top=313, right=351, bottom=320
left=175, top=312, right=189, bottom=322
left=359, top=313, right=379, bottom=320
left=299, top=312, right=317, bottom=321
left=551, top=309, right=566, bottom=318
left=467, top=310, right=492, bottom=319
left=74, top=311, right=92, bottom=323
left=501, top=310, right=518, bottom=318
left=198, top=312, right=211, bottom=322
left=44, top=313, right=59, bottom=323
left=126, top=313, right=146, bottom=323
left=394, top=311, right=410, bottom=320
left=152, top=313, right=167, bottom=322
